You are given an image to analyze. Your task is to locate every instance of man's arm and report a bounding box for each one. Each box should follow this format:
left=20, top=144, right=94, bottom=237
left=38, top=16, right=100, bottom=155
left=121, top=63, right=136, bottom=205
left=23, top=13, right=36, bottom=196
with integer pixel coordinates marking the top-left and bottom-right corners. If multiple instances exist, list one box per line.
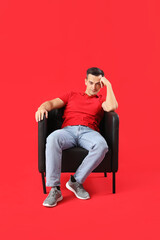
left=100, top=77, right=118, bottom=112
left=35, top=98, right=65, bottom=122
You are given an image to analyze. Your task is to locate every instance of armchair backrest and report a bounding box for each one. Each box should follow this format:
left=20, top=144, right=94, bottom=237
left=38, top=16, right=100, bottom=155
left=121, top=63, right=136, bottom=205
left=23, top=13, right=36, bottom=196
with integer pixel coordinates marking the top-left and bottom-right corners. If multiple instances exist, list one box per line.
left=47, top=108, right=65, bottom=136
left=46, top=108, right=107, bottom=137
left=38, top=108, right=119, bottom=173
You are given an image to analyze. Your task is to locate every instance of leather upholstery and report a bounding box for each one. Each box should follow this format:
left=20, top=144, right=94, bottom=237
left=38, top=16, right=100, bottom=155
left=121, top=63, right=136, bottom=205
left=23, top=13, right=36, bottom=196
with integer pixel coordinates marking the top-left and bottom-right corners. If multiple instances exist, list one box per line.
left=38, top=108, right=119, bottom=175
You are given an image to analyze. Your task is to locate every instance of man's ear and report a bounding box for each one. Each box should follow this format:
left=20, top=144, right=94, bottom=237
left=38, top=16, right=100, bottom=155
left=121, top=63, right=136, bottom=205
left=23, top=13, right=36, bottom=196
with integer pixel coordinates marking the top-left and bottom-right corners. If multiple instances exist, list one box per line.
left=85, top=78, right=88, bottom=86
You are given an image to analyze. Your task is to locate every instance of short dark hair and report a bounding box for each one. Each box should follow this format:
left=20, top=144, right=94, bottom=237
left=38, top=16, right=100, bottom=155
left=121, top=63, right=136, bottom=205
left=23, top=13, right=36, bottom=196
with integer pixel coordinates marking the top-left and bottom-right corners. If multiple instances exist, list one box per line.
left=86, top=67, right=104, bottom=79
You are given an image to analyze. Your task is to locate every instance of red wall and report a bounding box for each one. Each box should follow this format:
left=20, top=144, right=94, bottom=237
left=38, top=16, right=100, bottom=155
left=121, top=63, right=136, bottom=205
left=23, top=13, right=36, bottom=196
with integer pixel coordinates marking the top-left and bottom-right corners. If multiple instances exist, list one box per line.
left=0, top=0, right=160, bottom=203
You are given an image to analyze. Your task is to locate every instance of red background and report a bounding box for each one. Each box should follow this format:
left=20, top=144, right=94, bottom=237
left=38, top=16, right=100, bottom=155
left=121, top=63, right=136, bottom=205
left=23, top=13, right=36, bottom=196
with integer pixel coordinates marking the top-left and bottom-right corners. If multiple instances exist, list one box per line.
left=0, top=0, right=160, bottom=239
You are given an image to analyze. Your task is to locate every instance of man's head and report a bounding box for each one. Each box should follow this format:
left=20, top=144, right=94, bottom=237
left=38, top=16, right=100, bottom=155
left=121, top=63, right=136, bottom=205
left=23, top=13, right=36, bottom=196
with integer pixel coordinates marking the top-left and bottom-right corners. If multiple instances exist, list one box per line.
left=85, top=67, right=104, bottom=96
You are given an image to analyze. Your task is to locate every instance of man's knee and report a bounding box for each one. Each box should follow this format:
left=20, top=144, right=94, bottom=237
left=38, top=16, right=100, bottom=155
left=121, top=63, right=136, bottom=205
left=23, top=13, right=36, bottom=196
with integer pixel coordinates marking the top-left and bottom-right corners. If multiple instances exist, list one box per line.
left=46, top=130, right=63, bottom=145
left=96, top=139, right=108, bottom=155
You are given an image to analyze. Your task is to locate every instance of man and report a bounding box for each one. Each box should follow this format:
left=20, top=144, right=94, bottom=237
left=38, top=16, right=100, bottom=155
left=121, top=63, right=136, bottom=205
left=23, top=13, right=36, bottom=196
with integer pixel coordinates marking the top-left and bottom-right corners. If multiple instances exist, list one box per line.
left=35, top=67, right=118, bottom=207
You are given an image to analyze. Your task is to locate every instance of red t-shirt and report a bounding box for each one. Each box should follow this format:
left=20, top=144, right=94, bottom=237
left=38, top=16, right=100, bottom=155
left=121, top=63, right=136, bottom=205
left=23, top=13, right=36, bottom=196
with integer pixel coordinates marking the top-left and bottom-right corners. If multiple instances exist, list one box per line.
left=59, top=92, right=105, bottom=132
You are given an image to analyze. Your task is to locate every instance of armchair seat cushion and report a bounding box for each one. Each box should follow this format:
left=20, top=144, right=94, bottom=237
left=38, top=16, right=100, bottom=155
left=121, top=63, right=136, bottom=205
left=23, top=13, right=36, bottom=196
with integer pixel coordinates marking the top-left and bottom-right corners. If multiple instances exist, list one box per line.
left=62, top=147, right=112, bottom=172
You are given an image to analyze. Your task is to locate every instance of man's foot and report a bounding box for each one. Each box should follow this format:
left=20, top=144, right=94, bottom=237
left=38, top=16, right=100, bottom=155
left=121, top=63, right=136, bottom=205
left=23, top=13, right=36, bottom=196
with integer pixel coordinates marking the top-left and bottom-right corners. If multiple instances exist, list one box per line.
left=43, top=187, right=63, bottom=207
left=66, top=175, right=90, bottom=200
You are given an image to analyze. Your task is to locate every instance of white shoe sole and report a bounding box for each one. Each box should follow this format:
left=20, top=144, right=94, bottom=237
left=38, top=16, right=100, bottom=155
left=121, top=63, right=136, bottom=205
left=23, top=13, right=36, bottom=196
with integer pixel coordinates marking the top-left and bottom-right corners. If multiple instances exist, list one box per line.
left=43, top=195, right=63, bottom=207
left=66, top=182, right=90, bottom=200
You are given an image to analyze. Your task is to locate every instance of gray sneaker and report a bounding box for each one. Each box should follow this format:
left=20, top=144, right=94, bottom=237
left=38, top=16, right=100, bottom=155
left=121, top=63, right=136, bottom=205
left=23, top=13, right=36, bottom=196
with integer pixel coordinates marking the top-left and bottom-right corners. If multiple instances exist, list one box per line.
left=43, top=187, right=63, bottom=207
left=66, top=176, right=90, bottom=200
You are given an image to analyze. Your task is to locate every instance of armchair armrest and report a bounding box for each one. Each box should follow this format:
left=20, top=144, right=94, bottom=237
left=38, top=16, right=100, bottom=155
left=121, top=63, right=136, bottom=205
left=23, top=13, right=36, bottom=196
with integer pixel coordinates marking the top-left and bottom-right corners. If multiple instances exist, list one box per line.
left=38, top=108, right=64, bottom=173
left=103, top=111, right=119, bottom=171
left=38, top=115, right=48, bottom=173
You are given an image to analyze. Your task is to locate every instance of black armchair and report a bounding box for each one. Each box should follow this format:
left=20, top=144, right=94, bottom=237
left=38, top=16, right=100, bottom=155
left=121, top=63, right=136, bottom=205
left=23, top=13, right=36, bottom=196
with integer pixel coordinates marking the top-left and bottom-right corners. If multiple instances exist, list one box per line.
left=38, top=108, right=119, bottom=194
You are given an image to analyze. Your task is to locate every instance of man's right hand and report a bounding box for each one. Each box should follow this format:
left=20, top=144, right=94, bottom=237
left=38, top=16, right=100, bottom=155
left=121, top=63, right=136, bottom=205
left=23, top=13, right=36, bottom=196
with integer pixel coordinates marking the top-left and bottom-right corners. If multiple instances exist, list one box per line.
left=35, top=108, right=48, bottom=122
left=35, top=98, right=65, bottom=122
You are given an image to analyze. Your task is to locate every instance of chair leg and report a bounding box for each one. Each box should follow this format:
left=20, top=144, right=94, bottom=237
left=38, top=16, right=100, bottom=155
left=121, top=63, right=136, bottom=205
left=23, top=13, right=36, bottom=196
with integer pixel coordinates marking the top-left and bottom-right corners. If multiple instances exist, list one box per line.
left=104, top=172, right=107, bottom=177
left=41, top=172, right=47, bottom=194
left=113, top=172, right=116, bottom=194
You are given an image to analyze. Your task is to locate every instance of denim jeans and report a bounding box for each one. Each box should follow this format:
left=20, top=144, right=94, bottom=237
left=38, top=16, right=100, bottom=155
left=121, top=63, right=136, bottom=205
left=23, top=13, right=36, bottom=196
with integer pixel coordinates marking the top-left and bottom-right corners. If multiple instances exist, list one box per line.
left=46, top=125, right=108, bottom=187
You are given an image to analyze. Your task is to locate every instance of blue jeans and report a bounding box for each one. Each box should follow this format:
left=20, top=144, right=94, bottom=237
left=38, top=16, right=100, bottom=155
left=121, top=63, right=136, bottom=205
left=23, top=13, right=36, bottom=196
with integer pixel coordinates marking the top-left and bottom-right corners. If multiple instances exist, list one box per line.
left=46, top=125, right=108, bottom=187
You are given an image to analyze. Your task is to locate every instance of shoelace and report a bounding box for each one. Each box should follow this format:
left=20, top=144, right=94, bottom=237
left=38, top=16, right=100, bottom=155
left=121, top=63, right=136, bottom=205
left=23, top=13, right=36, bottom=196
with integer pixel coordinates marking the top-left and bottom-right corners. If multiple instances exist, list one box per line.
left=76, top=183, right=85, bottom=191
left=49, top=188, right=59, bottom=197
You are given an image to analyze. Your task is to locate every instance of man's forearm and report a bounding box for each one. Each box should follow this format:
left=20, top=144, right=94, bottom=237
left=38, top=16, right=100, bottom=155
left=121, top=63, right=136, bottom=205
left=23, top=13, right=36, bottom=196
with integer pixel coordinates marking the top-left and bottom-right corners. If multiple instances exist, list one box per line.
left=102, top=82, right=118, bottom=112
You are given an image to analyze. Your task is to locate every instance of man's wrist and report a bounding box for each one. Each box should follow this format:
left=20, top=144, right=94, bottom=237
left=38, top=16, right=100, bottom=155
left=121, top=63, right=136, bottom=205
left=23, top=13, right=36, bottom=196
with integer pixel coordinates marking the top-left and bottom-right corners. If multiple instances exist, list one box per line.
left=106, top=81, right=112, bottom=88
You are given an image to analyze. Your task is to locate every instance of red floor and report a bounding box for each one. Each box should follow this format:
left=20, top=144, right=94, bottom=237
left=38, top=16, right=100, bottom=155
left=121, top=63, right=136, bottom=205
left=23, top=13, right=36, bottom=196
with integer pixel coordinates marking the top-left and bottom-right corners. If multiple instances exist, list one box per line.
left=0, top=162, right=159, bottom=240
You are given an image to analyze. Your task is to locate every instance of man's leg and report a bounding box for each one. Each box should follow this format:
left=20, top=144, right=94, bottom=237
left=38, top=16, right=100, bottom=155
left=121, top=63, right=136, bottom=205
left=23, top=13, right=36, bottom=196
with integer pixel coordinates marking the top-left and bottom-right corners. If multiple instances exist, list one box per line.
left=43, top=127, right=77, bottom=207
left=66, top=126, right=108, bottom=200
left=74, top=126, right=108, bottom=184
left=45, top=127, right=77, bottom=187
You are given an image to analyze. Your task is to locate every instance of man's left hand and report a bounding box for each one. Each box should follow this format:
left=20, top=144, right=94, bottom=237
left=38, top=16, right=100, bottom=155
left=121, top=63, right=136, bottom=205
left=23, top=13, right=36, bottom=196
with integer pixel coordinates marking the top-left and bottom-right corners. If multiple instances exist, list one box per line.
left=100, top=77, right=111, bottom=88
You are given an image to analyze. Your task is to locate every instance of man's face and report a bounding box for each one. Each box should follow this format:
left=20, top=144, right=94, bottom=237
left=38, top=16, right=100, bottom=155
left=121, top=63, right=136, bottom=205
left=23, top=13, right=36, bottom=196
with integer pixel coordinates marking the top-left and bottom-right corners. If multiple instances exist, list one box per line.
left=85, top=74, right=102, bottom=96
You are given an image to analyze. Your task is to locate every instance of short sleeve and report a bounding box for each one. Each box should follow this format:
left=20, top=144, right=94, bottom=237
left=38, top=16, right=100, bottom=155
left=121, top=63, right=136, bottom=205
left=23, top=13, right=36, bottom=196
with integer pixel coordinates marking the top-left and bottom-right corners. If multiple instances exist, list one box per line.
left=59, top=91, right=72, bottom=105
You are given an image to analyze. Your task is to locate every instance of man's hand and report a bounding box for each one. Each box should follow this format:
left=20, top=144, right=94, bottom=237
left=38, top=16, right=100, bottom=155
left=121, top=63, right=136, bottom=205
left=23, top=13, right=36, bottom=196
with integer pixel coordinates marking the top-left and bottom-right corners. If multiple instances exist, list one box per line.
left=100, top=76, right=111, bottom=88
left=35, top=98, right=65, bottom=122
left=35, top=108, right=48, bottom=122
